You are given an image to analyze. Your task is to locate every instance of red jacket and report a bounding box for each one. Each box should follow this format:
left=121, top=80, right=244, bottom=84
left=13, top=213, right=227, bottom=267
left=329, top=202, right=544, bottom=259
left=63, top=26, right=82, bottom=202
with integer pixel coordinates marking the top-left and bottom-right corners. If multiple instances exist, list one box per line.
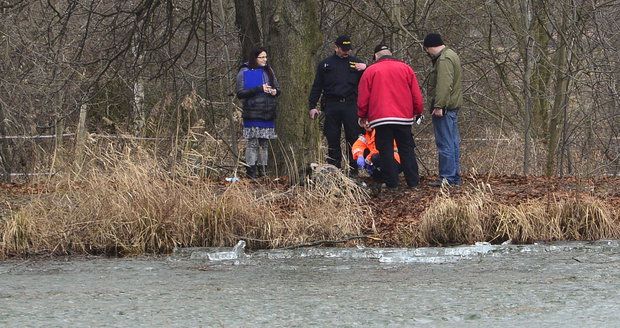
left=357, top=57, right=424, bottom=128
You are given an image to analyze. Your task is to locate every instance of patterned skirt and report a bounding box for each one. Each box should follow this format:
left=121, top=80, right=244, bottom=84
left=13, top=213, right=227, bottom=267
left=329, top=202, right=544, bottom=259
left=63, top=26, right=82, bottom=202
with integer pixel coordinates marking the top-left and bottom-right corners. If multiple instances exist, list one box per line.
left=243, top=126, right=277, bottom=140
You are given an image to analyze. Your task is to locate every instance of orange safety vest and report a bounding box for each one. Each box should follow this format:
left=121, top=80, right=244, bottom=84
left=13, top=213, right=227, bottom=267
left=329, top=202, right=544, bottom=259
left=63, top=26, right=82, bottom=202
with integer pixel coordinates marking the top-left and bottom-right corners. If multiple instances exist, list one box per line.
left=351, top=129, right=400, bottom=164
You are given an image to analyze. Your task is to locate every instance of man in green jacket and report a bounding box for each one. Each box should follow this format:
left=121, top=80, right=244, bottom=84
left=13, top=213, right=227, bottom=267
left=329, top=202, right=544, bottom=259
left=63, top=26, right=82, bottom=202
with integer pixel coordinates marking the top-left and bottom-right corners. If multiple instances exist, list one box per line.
left=424, top=33, right=463, bottom=186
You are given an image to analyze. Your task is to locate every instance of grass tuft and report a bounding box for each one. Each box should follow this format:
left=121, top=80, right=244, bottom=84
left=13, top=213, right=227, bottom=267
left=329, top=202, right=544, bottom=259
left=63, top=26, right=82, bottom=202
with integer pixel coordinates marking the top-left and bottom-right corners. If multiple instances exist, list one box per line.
left=416, top=187, right=620, bottom=246
left=555, top=197, right=619, bottom=240
left=416, top=187, right=488, bottom=246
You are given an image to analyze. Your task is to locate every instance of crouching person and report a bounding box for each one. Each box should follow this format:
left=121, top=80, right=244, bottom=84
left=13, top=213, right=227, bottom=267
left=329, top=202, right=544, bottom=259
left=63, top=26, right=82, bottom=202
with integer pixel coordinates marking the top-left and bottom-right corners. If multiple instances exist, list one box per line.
left=352, top=126, right=401, bottom=183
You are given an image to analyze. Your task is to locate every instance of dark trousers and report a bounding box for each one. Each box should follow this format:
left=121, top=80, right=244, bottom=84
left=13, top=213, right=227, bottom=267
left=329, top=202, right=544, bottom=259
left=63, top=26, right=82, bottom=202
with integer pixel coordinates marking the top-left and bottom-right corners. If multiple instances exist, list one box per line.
left=375, top=124, right=420, bottom=188
left=369, top=153, right=401, bottom=182
left=323, top=102, right=362, bottom=170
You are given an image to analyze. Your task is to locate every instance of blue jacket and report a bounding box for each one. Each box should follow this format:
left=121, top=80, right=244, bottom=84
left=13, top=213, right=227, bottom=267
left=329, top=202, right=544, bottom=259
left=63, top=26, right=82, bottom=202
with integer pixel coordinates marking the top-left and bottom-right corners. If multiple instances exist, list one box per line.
left=236, top=64, right=280, bottom=121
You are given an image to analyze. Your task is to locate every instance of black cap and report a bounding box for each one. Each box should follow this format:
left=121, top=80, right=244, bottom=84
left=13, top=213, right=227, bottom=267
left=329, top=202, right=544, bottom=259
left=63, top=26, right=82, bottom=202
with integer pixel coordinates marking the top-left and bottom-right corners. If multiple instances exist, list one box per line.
left=373, top=44, right=390, bottom=53
left=335, top=35, right=352, bottom=51
left=423, top=33, right=444, bottom=48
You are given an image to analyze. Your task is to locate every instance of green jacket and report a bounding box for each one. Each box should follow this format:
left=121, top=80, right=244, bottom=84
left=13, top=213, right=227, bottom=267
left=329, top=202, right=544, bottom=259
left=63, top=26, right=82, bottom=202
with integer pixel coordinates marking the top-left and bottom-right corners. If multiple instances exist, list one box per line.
left=428, top=47, right=462, bottom=111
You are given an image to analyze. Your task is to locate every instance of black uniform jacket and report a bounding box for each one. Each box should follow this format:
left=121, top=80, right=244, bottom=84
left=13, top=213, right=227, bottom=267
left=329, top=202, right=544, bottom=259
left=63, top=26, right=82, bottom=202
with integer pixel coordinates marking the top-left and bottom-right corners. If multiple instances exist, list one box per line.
left=308, top=54, right=364, bottom=109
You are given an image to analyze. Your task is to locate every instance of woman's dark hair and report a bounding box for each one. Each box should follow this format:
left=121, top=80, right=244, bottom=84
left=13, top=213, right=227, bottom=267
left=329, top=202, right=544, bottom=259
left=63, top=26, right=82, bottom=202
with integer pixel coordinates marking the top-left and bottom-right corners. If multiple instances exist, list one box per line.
left=247, top=47, right=275, bottom=86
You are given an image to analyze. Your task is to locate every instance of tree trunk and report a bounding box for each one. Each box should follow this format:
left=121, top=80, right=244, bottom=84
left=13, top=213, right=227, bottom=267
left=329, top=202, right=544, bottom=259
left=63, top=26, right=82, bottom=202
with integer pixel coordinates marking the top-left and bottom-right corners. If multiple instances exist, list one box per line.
left=520, top=0, right=534, bottom=175
left=530, top=0, right=552, bottom=140
left=545, top=41, right=568, bottom=176
left=552, top=5, right=575, bottom=176
left=234, top=0, right=261, bottom=62
left=261, top=0, right=322, bottom=180
left=75, top=103, right=88, bottom=165
left=132, top=77, right=146, bottom=135
left=531, top=34, right=551, bottom=139
left=218, top=0, right=239, bottom=163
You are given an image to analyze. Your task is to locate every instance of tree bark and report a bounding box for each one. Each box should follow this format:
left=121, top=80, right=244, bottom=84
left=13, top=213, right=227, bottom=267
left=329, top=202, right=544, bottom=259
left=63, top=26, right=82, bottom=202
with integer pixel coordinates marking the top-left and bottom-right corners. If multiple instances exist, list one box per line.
left=131, top=77, right=146, bottom=135
left=551, top=4, right=575, bottom=176
left=520, top=0, right=535, bottom=175
left=530, top=4, right=552, bottom=140
left=261, top=0, right=322, bottom=180
left=219, top=0, right=239, bottom=162
left=75, top=103, right=88, bottom=165
left=234, top=0, right=261, bottom=62
left=545, top=39, right=568, bottom=176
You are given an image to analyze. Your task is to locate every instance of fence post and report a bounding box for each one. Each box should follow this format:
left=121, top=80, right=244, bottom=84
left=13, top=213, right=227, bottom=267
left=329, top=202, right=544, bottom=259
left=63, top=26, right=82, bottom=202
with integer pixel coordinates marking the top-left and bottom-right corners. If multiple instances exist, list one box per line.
left=0, top=101, right=11, bottom=182
left=54, top=117, right=64, bottom=150
left=75, top=103, right=88, bottom=164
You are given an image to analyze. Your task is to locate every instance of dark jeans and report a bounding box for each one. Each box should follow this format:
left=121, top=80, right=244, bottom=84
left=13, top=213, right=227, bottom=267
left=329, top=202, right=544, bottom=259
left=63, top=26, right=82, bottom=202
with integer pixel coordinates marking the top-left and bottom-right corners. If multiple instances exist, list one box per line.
left=369, top=153, right=401, bottom=182
left=375, top=124, right=420, bottom=188
left=323, top=101, right=362, bottom=170
left=432, top=110, right=461, bottom=184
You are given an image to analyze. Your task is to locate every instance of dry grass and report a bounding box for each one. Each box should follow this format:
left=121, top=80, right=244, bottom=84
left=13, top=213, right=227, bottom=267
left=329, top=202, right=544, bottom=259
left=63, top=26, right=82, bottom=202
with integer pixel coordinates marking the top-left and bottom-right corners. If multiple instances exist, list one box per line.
left=416, top=183, right=490, bottom=246
left=484, top=203, right=538, bottom=243
left=555, top=197, right=618, bottom=240
left=1, top=139, right=617, bottom=257
left=415, top=182, right=620, bottom=246
left=0, top=145, right=369, bottom=258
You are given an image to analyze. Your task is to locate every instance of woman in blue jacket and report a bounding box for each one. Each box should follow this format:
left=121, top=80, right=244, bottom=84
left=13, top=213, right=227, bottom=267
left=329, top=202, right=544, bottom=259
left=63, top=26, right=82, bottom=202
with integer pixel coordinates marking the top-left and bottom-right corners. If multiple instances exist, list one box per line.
left=235, top=47, right=280, bottom=178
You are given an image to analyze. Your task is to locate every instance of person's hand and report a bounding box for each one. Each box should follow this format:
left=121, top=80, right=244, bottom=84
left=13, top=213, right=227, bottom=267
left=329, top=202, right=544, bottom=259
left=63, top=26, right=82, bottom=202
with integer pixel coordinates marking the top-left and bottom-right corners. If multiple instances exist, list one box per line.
left=268, top=88, right=277, bottom=96
left=358, top=117, right=368, bottom=128
left=355, top=62, right=367, bottom=71
left=262, top=84, right=271, bottom=93
left=309, top=108, right=321, bottom=119
left=356, top=157, right=366, bottom=169
left=432, top=108, right=444, bottom=118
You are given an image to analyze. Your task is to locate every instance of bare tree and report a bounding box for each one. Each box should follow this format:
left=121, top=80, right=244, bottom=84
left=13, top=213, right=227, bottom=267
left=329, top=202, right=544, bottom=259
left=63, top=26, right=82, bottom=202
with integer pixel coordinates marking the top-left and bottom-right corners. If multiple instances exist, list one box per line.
left=0, top=0, right=617, bottom=179
left=261, top=0, right=323, bottom=177
left=234, top=0, right=260, bottom=62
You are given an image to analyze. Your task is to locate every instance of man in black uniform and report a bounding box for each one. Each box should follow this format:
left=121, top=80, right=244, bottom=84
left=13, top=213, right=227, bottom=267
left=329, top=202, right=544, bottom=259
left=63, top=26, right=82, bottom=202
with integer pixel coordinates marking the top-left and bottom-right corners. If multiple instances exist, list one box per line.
left=308, top=35, right=367, bottom=172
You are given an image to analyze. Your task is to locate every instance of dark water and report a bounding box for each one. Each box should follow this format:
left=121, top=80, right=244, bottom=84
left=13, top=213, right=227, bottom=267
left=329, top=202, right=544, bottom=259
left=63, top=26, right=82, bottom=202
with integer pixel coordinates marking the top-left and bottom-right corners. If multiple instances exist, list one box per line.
left=1, top=241, right=619, bottom=327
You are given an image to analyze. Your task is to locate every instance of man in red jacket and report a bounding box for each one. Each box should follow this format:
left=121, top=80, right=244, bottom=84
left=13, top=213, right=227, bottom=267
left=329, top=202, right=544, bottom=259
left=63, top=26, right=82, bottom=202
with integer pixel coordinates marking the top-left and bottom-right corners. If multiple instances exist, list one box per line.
left=357, top=44, right=424, bottom=188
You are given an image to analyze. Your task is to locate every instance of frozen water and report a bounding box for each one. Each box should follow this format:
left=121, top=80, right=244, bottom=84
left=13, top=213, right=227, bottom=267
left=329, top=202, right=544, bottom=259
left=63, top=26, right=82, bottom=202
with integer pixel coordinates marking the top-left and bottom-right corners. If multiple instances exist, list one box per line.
left=188, top=240, right=246, bottom=261
left=2, top=240, right=619, bottom=327
left=177, top=240, right=619, bottom=265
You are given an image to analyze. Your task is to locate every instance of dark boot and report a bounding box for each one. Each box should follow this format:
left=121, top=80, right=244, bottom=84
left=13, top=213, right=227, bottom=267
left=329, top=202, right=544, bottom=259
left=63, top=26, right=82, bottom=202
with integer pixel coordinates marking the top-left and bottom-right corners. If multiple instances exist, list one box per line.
left=257, top=165, right=267, bottom=177
left=246, top=165, right=257, bottom=179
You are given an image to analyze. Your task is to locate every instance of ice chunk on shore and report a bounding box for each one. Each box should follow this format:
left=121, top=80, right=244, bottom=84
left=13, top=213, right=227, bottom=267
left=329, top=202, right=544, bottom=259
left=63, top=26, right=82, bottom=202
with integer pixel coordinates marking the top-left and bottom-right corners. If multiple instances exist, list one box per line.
left=189, top=240, right=246, bottom=261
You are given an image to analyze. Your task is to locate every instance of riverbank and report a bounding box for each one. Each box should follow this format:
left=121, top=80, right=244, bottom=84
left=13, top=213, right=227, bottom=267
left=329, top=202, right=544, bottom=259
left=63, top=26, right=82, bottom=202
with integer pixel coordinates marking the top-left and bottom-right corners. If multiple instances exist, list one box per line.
left=370, top=174, right=620, bottom=246
left=0, top=163, right=618, bottom=258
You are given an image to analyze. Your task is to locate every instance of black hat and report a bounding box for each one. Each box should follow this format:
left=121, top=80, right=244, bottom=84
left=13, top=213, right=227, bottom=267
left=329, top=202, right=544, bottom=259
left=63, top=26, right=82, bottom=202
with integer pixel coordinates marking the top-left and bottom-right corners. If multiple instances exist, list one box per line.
left=373, top=44, right=390, bottom=53
left=335, top=35, right=353, bottom=51
left=423, top=33, right=444, bottom=48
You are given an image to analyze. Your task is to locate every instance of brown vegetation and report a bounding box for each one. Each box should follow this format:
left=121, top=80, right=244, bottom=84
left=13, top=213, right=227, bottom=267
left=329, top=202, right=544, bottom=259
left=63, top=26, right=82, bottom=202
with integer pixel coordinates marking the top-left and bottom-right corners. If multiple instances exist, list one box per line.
left=0, top=146, right=618, bottom=258
left=413, top=183, right=619, bottom=246
left=0, top=147, right=367, bottom=258
left=380, top=175, right=620, bottom=247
